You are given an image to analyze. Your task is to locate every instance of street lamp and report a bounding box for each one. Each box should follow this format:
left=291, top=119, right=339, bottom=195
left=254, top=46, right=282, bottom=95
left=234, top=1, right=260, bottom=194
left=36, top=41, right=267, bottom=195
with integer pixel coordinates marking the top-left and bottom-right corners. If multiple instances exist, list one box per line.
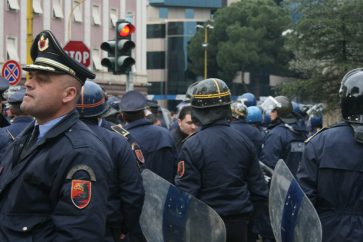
left=196, top=24, right=214, bottom=79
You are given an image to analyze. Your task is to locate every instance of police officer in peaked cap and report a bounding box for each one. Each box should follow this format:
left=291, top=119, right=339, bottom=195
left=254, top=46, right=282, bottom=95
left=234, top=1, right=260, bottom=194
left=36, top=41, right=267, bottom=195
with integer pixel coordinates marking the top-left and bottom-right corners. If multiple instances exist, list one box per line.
left=120, top=90, right=178, bottom=184
left=175, top=78, right=268, bottom=242
left=0, top=30, right=113, bottom=241
left=297, top=68, right=363, bottom=242
left=0, top=86, right=33, bottom=155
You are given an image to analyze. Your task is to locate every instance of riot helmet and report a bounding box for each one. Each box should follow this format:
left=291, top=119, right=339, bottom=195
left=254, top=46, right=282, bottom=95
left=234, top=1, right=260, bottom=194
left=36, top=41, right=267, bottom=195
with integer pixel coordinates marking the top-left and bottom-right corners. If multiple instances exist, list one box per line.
left=237, top=92, right=256, bottom=107
left=190, top=78, right=231, bottom=108
left=231, top=101, right=247, bottom=119
left=246, top=106, right=262, bottom=124
left=339, top=68, right=363, bottom=122
left=261, top=96, right=294, bottom=123
left=107, top=96, right=121, bottom=111
left=189, top=78, right=232, bottom=125
left=76, top=80, right=108, bottom=118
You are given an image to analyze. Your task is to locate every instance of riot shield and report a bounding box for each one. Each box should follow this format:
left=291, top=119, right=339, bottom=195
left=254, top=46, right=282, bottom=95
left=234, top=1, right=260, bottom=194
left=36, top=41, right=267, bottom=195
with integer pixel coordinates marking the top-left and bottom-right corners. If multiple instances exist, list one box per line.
left=269, top=159, right=322, bottom=242
left=140, top=169, right=226, bottom=242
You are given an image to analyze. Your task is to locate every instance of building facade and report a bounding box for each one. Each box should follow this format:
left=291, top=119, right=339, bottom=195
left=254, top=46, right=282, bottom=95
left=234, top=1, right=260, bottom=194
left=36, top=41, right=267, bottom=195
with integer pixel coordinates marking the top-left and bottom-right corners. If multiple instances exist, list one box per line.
left=146, top=0, right=223, bottom=108
left=0, top=0, right=148, bottom=96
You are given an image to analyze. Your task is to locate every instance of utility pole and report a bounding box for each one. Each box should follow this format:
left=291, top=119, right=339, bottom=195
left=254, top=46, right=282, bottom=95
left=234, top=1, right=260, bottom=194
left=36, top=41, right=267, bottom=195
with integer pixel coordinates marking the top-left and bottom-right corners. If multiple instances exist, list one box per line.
left=26, top=0, right=33, bottom=81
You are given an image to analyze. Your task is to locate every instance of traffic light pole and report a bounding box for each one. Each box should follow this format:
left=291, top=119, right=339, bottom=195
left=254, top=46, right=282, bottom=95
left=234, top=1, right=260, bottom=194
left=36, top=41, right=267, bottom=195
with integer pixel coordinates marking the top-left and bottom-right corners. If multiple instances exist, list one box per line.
left=126, top=70, right=134, bottom=92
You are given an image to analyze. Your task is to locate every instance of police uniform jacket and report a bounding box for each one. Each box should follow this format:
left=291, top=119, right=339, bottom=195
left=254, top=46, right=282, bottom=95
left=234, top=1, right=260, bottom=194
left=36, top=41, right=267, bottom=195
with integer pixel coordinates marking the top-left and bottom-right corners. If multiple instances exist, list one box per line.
left=230, top=119, right=264, bottom=158
left=125, top=118, right=177, bottom=183
left=0, top=116, right=33, bottom=154
left=175, top=120, right=268, bottom=216
left=260, top=119, right=307, bottom=176
left=81, top=119, right=145, bottom=241
left=0, top=110, right=113, bottom=242
left=297, top=122, right=363, bottom=242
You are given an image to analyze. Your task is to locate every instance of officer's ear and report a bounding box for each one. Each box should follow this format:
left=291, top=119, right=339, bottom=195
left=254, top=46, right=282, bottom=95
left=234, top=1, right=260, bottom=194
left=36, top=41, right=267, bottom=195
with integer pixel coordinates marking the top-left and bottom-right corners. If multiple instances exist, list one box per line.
left=62, top=77, right=81, bottom=104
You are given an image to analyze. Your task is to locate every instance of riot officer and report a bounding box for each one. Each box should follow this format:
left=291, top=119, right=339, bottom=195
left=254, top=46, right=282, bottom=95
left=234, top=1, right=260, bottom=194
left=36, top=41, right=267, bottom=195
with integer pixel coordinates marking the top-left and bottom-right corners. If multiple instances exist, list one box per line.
left=175, top=78, right=268, bottom=242
left=230, top=101, right=264, bottom=157
left=0, top=86, right=33, bottom=154
left=260, top=96, right=307, bottom=176
left=120, top=90, right=178, bottom=184
left=0, top=30, right=113, bottom=241
left=76, top=81, right=145, bottom=242
left=297, top=68, right=363, bottom=242
left=237, top=92, right=257, bottom=107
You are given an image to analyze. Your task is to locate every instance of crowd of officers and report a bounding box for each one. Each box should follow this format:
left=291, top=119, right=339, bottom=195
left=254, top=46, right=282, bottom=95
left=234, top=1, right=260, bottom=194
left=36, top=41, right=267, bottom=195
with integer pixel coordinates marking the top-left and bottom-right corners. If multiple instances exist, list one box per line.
left=0, top=29, right=362, bottom=242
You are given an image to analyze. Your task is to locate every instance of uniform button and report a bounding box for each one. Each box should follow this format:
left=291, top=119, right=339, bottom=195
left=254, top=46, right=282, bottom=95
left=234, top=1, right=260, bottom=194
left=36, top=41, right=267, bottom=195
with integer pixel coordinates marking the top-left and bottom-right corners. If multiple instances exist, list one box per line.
left=22, top=226, right=28, bottom=231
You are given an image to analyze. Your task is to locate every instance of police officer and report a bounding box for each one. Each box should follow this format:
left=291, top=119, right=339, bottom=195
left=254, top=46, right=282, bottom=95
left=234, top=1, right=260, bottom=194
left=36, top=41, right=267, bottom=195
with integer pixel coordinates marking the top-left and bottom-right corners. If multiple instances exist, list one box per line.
left=297, top=68, right=363, bottom=242
left=230, top=101, right=264, bottom=157
left=0, top=86, right=33, bottom=154
left=260, top=96, right=307, bottom=176
left=175, top=78, right=268, bottom=242
left=121, top=90, right=177, bottom=183
left=238, top=92, right=257, bottom=107
left=0, top=30, right=113, bottom=241
left=76, top=81, right=145, bottom=242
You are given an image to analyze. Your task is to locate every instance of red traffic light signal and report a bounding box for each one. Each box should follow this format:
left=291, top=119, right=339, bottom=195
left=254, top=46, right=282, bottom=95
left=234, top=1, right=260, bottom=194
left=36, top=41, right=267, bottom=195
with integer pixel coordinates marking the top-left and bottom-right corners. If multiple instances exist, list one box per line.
left=118, top=23, right=135, bottom=37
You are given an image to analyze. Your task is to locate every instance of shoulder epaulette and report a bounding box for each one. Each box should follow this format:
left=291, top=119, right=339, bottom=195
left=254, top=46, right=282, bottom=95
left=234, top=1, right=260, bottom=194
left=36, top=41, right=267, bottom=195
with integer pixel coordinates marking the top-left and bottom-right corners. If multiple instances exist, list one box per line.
left=305, top=127, right=327, bottom=143
left=111, top=124, right=130, bottom=138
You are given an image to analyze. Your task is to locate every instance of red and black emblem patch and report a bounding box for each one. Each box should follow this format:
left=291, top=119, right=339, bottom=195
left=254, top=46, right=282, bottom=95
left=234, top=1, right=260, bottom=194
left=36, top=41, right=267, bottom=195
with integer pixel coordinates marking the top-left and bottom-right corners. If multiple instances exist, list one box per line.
left=177, top=160, right=185, bottom=177
left=131, top=143, right=145, bottom=166
left=71, top=180, right=92, bottom=209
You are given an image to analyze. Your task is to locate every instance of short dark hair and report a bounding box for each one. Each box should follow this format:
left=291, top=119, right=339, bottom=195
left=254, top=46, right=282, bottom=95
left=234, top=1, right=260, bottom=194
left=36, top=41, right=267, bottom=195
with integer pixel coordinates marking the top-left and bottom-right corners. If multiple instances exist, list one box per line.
left=122, top=110, right=145, bottom=123
left=179, top=106, right=192, bottom=120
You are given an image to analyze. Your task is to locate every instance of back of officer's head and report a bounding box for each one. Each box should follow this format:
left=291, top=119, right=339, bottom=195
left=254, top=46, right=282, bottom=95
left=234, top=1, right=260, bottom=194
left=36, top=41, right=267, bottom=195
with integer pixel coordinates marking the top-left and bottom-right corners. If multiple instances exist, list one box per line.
left=189, top=78, right=232, bottom=126
left=231, top=101, right=247, bottom=120
left=340, top=68, right=363, bottom=123
left=120, top=90, right=147, bottom=123
left=76, top=80, right=108, bottom=119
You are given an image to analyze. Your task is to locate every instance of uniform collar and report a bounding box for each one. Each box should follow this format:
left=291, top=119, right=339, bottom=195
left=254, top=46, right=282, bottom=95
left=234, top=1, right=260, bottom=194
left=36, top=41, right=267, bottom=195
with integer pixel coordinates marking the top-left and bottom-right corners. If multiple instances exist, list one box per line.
left=125, top=118, right=152, bottom=130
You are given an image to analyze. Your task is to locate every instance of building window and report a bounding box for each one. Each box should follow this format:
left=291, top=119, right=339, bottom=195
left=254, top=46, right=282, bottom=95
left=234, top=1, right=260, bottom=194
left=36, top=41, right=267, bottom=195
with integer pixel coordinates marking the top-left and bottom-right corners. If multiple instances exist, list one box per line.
left=185, top=9, right=194, bottom=19
left=159, top=8, right=168, bottom=19
left=33, top=0, right=43, bottom=14
left=6, top=37, right=19, bottom=61
left=53, top=0, right=63, bottom=19
left=92, top=49, right=103, bottom=71
left=7, top=0, right=20, bottom=11
left=168, top=22, right=184, bottom=36
left=110, top=8, right=118, bottom=27
left=92, top=4, right=101, bottom=25
left=147, top=24, right=166, bottom=39
left=73, top=0, right=83, bottom=23
left=147, top=51, right=165, bottom=69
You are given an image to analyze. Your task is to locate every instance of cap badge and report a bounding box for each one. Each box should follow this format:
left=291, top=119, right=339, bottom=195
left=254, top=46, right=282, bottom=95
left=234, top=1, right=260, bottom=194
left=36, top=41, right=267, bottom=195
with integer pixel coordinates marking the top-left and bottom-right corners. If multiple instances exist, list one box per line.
left=38, top=35, right=49, bottom=52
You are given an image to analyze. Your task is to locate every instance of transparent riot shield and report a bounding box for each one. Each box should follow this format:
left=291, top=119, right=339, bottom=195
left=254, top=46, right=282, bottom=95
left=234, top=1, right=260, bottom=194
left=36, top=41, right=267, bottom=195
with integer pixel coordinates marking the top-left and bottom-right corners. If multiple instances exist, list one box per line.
left=140, top=169, right=226, bottom=242
left=269, top=159, right=322, bottom=242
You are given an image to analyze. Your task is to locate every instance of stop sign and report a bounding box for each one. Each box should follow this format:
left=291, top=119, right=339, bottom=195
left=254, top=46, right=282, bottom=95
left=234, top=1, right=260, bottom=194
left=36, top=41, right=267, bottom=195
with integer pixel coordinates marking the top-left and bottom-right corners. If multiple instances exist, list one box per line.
left=64, top=41, right=90, bottom=68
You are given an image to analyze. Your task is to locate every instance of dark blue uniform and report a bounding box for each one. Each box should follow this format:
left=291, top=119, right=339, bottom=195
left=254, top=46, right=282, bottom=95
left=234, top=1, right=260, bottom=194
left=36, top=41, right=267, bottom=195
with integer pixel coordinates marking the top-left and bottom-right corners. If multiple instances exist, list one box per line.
left=81, top=119, right=145, bottom=242
left=0, top=110, right=113, bottom=242
left=261, top=120, right=307, bottom=176
left=230, top=119, right=264, bottom=157
left=297, top=122, right=363, bottom=242
left=175, top=120, right=268, bottom=215
left=124, top=118, right=177, bottom=183
left=0, top=116, right=33, bottom=154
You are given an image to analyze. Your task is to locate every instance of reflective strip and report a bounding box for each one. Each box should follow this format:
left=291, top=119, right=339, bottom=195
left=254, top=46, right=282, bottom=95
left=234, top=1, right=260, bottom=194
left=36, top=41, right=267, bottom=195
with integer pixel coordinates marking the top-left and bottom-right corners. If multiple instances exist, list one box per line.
left=76, top=97, right=105, bottom=108
left=192, top=91, right=231, bottom=99
left=212, top=78, right=221, bottom=93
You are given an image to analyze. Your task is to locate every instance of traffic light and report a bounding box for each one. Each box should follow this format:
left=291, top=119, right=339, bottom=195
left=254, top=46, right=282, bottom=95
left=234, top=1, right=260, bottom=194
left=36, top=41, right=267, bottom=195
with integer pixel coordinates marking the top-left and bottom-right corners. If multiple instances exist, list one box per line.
left=100, top=19, right=135, bottom=74
left=100, top=40, right=116, bottom=73
left=115, top=20, right=135, bottom=74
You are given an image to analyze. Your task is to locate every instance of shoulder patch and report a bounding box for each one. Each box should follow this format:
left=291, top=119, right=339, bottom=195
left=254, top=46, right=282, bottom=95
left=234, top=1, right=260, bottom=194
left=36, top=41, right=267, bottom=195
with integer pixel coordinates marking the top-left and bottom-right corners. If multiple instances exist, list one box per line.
left=66, top=164, right=96, bottom=181
left=131, top=143, right=145, bottom=168
left=111, top=124, right=130, bottom=138
left=71, top=180, right=91, bottom=209
left=305, top=127, right=327, bottom=144
left=177, top=160, right=185, bottom=177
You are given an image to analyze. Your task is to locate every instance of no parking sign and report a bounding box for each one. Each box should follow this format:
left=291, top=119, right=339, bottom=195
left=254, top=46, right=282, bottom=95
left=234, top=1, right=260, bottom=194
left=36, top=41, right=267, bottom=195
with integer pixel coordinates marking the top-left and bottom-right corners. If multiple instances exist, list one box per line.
left=1, top=60, right=22, bottom=86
